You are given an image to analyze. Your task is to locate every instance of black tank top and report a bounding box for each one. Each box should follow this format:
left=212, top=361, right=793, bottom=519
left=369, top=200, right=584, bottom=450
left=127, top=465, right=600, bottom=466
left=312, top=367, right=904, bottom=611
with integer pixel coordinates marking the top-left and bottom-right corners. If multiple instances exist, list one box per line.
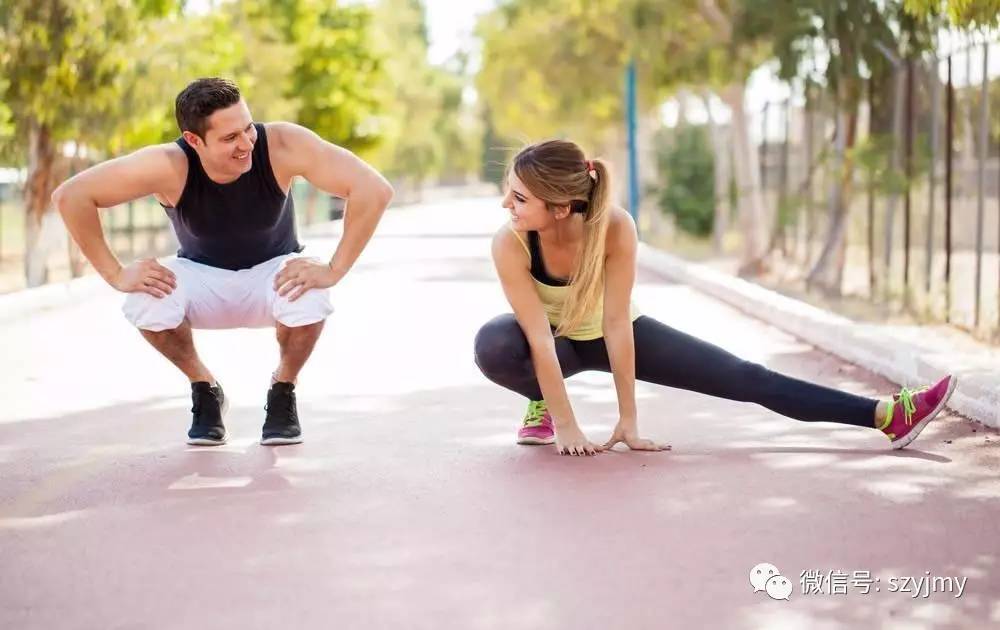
left=162, top=123, right=303, bottom=270
left=527, top=231, right=569, bottom=286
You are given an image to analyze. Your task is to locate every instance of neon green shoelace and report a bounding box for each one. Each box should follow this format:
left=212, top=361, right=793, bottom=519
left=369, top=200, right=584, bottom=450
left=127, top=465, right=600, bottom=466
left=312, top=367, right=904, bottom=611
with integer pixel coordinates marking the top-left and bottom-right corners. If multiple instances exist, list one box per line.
left=522, top=400, right=548, bottom=427
left=879, top=385, right=928, bottom=433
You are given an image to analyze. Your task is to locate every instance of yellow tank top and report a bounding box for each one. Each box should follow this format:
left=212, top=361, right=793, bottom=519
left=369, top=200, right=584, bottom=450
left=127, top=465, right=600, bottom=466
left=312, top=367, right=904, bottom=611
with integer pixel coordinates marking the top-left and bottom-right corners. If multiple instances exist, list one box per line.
left=509, top=226, right=640, bottom=341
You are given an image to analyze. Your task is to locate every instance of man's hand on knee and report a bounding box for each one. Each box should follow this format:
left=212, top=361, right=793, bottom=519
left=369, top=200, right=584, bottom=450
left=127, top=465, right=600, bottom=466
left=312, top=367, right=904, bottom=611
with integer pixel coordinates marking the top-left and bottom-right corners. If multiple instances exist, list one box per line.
left=274, top=257, right=338, bottom=302
left=116, top=258, right=177, bottom=298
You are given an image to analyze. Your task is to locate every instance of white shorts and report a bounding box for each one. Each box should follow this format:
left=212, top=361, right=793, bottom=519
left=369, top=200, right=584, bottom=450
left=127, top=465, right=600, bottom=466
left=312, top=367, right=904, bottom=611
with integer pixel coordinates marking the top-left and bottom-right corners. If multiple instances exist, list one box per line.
left=122, top=253, right=334, bottom=331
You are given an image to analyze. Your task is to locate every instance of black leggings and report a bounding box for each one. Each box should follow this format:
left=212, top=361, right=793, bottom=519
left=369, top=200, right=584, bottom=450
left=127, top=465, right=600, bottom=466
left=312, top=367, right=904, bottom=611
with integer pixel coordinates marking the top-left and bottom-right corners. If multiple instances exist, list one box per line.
left=473, top=314, right=878, bottom=427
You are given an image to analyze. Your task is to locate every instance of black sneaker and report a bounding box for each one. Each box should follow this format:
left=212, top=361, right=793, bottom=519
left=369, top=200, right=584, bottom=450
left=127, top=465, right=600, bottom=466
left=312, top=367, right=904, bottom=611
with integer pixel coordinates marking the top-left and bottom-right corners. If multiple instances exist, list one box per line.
left=187, top=381, right=229, bottom=446
left=261, top=382, right=302, bottom=445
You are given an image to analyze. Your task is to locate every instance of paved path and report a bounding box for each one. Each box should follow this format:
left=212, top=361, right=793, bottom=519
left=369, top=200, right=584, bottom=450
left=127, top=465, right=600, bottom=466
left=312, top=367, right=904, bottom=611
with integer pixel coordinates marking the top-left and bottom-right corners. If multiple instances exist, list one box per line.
left=1, top=198, right=998, bottom=629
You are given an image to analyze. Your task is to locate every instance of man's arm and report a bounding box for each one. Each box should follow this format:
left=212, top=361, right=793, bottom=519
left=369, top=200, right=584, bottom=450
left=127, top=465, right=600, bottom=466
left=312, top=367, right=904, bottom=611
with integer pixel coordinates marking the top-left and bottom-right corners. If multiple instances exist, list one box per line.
left=51, top=145, right=180, bottom=296
left=269, top=123, right=393, bottom=299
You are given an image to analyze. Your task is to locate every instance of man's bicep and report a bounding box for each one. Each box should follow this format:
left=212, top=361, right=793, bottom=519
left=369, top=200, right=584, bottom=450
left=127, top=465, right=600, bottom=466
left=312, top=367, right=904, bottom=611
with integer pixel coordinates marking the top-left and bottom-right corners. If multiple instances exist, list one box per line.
left=275, top=123, right=388, bottom=198
left=301, top=143, right=371, bottom=198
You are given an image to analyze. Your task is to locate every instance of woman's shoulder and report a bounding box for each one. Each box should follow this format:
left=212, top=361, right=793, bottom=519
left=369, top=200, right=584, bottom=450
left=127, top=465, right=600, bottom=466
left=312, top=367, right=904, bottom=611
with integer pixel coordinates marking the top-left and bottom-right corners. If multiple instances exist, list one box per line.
left=491, top=221, right=516, bottom=245
left=492, top=222, right=530, bottom=259
left=607, top=205, right=635, bottom=229
left=605, top=206, right=637, bottom=249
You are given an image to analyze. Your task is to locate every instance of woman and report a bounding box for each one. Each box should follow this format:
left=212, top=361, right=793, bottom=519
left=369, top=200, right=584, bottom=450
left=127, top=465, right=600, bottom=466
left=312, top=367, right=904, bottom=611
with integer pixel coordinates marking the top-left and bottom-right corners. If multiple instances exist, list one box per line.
left=473, top=139, right=955, bottom=456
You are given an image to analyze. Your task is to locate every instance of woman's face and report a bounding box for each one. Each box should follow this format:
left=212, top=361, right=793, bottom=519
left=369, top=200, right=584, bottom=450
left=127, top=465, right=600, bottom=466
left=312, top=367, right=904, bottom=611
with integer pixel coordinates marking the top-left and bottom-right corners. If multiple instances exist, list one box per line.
left=502, top=170, right=567, bottom=232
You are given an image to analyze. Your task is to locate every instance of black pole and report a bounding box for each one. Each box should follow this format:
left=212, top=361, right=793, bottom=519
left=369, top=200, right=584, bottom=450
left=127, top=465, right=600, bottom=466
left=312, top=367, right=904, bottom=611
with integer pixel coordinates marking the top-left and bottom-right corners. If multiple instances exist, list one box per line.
left=926, top=55, right=941, bottom=294
left=974, top=43, right=989, bottom=329
left=903, top=57, right=914, bottom=301
left=945, top=55, right=954, bottom=323
left=868, top=77, right=876, bottom=297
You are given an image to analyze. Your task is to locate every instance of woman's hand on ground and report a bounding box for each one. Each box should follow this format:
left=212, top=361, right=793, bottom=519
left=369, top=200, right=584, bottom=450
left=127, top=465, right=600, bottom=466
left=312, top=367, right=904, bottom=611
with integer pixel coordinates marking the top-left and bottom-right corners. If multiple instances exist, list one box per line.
left=603, top=423, right=671, bottom=452
left=554, top=423, right=604, bottom=456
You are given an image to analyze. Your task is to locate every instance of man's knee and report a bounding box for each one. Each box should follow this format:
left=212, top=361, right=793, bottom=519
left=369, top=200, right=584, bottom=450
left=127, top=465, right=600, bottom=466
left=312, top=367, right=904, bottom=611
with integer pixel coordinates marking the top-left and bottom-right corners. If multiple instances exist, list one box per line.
left=123, top=291, right=185, bottom=332
left=273, top=288, right=333, bottom=328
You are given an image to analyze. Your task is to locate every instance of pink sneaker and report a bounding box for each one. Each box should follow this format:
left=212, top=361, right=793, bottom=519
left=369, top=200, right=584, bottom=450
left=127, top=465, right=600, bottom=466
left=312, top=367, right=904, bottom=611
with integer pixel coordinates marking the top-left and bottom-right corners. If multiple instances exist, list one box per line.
left=517, top=400, right=555, bottom=445
left=879, top=375, right=957, bottom=449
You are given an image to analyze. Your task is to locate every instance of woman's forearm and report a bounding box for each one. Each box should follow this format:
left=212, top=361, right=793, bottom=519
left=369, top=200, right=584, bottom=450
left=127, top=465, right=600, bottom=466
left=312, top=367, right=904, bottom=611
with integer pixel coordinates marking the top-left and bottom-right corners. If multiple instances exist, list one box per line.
left=603, top=318, right=637, bottom=424
left=528, top=338, right=578, bottom=429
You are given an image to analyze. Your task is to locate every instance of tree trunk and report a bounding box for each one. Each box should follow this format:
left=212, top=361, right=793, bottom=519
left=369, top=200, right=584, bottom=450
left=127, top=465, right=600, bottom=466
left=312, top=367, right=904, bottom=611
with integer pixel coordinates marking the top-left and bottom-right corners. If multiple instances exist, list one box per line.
left=802, top=85, right=816, bottom=264
left=721, top=82, right=767, bottom=274
left=765, top=102, right=791, bottom=257
left=807, top=99, right=860, bottom=294
left=881, top=64, right=906, bottom=290
left=676, top=90, right=691, bottom=127
left=959, top=47, right=976, bottom=194
left=703, top=92, right=730, bottom=254
left=23, top=121, right=60, bottom=287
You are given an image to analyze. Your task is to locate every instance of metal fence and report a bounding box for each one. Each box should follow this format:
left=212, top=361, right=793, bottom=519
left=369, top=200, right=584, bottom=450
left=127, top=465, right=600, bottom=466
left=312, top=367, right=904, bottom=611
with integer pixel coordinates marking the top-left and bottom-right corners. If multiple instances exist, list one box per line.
left=644, top=36, right=1000, bottom=342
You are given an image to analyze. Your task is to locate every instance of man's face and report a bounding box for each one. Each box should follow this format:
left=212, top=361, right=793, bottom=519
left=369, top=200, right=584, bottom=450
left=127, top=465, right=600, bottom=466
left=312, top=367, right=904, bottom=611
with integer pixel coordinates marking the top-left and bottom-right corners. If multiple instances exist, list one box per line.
left=184, top=99, right=257, bottom=178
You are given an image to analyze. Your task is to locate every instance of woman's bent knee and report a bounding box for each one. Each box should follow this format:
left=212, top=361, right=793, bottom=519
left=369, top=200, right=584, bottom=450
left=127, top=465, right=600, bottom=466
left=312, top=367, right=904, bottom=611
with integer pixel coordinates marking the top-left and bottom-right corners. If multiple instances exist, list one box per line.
left=474, top=314, right=527, bottom=375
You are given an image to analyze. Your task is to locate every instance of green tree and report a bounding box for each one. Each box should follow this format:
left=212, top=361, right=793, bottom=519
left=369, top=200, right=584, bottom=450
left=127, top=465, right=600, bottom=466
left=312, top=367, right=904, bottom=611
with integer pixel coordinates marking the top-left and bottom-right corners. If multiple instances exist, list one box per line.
left=655, top=125, right=716, bottom=236
left=368, top=0, right=482, bottom=195
left=1, top=0, right=389, bottom=283
left=638, top=0, right=773, bottom=271
left=479, top=104, right=514, bottom=187
left=0, top=77, right=14, bottom=164
left=477, top=0, right=646, bottom=152
left=0, top=0, right=181, bottom=285
left=274, top=0, right=385, bottom=218
left=433, top=53, right=483, bottom=184
left=904, top=0, right=1000, bottom=28
left=739, top=0, right=935, bottom=294
left=369, top=0, right=441, bottom=189
left=476, top=0, right=772, bottom=267
left=92, top=9, right=248, bottom=154
left=289, top=3, right=382, bottom=153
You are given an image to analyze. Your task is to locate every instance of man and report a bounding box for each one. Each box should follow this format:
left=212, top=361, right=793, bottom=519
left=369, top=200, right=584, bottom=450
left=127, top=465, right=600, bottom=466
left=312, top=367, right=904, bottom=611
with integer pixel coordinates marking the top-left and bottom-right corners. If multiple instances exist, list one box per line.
left=53, top=77, right=393, bottom=446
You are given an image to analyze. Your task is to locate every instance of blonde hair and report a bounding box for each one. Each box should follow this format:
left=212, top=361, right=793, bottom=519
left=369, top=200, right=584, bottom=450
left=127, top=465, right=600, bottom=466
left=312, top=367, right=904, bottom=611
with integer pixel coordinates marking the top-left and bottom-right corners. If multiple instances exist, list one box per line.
left=509, top=139, right=612, bottom=337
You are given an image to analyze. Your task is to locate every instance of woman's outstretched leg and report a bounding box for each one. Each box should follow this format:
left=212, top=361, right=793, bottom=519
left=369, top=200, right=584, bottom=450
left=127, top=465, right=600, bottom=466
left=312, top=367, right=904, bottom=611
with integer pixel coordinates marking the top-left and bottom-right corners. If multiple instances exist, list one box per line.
left=591, top=316, right=955, bottom=447
left=625, top=316, right=879, bottom=426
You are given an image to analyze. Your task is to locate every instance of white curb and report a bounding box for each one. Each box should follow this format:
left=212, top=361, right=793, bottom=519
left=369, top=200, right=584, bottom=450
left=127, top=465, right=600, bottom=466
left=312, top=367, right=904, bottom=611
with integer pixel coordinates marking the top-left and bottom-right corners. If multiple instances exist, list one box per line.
left=0, top=274, right=110, bottom=324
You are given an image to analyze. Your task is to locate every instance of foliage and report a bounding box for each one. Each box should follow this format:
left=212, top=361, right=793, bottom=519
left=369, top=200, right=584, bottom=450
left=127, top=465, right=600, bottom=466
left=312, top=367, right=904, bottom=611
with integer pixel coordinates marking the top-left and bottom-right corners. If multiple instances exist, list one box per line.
left=655, top=125, right=716, bottom=237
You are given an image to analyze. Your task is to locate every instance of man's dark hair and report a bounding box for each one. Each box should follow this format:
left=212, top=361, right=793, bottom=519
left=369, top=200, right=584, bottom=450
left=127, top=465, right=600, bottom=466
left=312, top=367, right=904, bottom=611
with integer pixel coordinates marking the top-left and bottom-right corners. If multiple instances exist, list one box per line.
left=174, top=78, right=242, bottom=140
